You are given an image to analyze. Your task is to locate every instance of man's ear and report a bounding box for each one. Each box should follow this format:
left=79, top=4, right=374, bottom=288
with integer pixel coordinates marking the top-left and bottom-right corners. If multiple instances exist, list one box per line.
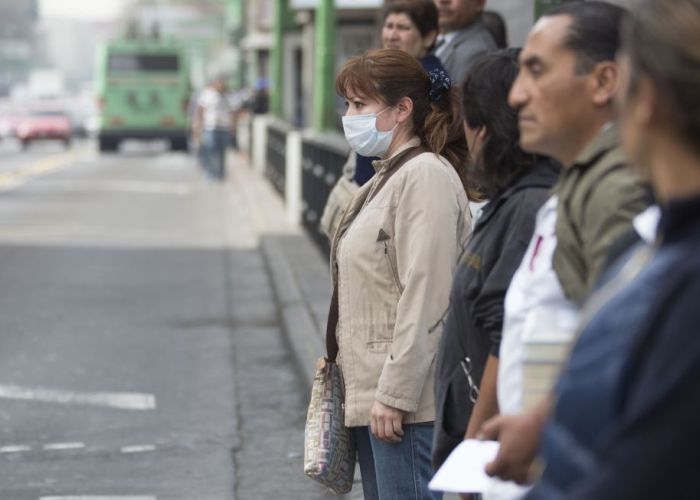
left=395, top=96, right=414, bottom=124
left=591, top=61, right=619, bottom=107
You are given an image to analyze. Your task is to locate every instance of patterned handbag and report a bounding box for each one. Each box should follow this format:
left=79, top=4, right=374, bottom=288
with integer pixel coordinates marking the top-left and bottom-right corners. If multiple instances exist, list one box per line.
left=304, top=288, right=356, bottom=494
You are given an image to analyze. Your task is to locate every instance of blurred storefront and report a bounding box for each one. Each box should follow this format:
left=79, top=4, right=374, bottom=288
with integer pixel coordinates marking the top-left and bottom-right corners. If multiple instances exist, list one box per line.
left=0, top=1, right=39, bottom=96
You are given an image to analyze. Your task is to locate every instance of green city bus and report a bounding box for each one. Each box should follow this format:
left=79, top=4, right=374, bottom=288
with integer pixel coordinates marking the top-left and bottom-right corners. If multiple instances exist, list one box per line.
left=95, top=38, right=191, bottom=152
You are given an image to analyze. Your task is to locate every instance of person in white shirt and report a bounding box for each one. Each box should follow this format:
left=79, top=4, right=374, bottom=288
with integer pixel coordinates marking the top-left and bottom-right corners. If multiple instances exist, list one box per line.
left=193, top=75, right=235, bottom=180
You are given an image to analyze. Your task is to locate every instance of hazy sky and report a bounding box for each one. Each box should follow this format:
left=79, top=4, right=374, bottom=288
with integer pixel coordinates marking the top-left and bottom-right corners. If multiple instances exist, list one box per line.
left=39, top=0, right=125, bottom=20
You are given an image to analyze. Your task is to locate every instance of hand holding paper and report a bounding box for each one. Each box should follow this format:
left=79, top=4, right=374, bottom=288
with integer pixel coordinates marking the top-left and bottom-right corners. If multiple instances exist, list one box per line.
left=428, top=440, right=500, bottom=493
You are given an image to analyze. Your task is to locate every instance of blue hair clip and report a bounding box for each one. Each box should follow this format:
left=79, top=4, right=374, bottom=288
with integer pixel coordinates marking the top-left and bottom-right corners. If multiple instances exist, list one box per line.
left=428, top=68, right=451, bottom=102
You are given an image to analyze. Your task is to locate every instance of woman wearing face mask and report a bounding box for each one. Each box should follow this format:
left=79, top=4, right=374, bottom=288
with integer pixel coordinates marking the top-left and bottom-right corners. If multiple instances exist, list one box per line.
left=329, top=48, right=472, bottom=499
left=350, top=0, right=447, bottom=188
left=431, top=49, right=559, bottom=475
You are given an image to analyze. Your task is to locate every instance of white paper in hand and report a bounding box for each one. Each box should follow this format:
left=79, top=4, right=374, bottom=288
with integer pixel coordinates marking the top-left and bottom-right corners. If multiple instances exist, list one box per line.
left=429, top=439, right=500, bottom=493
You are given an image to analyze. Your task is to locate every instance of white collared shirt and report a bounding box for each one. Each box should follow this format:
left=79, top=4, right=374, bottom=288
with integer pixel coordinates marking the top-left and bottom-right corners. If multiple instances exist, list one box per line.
left=497, top=195, right=579, bottom=415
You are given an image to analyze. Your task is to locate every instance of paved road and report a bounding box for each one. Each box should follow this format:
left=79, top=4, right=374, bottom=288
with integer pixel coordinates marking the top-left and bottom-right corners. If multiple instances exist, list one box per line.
left=0, top=140, right=342, bottom=499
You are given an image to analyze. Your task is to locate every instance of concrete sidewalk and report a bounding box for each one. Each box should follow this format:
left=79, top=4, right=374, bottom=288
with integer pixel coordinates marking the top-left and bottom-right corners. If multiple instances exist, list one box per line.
left=227, top=151, right=331, bottom=392
left=223, top=153, right=363, bottom=500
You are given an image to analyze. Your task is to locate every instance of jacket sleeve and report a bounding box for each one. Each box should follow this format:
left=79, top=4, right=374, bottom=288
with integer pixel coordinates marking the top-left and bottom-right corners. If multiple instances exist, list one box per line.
left=473, top=193, right=547, bottom=356
left=582, top=169, right=649, bottom=298
left=375, top=161, right=469, bottom=412
left=567, top=274, right=700, bottom=500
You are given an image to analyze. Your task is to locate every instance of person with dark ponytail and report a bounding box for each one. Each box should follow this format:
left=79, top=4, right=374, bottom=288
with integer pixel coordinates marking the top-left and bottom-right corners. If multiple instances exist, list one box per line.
left=432, top=49, right=559, bottom=473
left=326, top=48, right=472, bottom=499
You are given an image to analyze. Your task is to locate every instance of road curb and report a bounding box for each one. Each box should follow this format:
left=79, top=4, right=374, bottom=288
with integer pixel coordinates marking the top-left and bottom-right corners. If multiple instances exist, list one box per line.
left=259, top=235, right=325, bottom=393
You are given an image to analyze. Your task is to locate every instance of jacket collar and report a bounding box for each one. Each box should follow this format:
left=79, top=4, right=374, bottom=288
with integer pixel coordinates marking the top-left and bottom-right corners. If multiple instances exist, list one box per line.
left=371, top=137, right=422, bottom=173
left=572, top=122, right=619, bottom=169
left=445, top=17, right=487, bottom=48
left=660, top=193, right=700, bottom=244
left=330, top=137, right=424, bottom=284
left=475, top=160, right=560, bottom=230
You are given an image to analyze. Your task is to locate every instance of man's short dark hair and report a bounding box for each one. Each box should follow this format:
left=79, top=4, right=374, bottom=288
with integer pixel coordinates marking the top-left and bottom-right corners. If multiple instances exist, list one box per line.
left=543, top=1, right=627, bottom=73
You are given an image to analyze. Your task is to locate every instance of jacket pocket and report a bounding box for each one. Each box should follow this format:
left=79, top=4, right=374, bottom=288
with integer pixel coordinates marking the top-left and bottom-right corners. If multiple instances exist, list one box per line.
left=382, top=240, right=404, bottom=294
left=367, top=339, right=392, bottom=353
left=365, top=318, right=394, bottom=353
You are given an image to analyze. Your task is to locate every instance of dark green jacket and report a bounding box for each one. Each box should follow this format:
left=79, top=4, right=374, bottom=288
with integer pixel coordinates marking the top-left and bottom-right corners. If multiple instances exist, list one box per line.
left=553, top=124, right=650, bottom=305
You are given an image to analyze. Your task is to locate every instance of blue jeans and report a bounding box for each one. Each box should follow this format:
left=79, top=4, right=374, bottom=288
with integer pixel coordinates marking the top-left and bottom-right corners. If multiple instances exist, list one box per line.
left=353, top=424, right=442, bottom=500
left=201, top=128, right=229, bottom=179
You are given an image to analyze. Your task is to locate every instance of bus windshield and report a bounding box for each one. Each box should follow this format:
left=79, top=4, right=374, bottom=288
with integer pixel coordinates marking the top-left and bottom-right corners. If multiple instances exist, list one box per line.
left=107, top=54, right=180, bottom=73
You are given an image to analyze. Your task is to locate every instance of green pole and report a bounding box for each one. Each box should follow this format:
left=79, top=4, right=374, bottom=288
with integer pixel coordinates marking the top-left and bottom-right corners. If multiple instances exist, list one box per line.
left=225, top=0, right=246, bottom=89
left=270, top=0, right=290, bottom=117
left=313, top=0, right=336, bottom=132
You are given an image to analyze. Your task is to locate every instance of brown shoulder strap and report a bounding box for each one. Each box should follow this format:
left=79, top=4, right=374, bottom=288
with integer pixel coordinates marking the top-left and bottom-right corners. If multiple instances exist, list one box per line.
left=325, top=145, right=429, bottom=362
left=365, top=146, right=429, bottom=206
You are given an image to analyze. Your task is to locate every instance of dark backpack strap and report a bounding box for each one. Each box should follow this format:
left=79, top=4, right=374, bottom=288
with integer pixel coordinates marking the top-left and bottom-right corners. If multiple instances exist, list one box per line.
left=325, top=145, right=430, bottom=362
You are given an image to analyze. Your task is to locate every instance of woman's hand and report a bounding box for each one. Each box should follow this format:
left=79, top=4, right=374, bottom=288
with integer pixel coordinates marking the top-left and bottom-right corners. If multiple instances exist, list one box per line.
left=370, top=400, right=405, bottom=443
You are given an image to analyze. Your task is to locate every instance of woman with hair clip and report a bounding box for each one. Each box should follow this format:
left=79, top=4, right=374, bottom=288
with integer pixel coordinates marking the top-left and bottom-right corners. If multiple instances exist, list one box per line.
left=329, top=48, right=472, bottom=499
left=321, top=1, right=451, bottom=237
left=350, top=0, right=449, bottom=188
left=432, top=49, right=559, bottom=477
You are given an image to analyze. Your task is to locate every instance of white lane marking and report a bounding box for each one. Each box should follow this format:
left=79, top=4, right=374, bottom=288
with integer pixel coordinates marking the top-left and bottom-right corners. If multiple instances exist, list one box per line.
left=120, top=445, right=156, bottom=454
left=43, top=442, right=85, bottom=451
left=0, top=384, right=156, bottom=411
left=40, top=497, right=157, bottom=500
left=0, top=445, right=31, bottom=453
left=0, top=149, right=86, bottom=192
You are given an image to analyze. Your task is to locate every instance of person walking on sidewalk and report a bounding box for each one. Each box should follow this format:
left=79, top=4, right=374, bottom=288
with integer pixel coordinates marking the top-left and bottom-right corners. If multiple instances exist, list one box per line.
left=330, top=48, right=472, bottom=499
left=193, top=75, right=235, bottom=180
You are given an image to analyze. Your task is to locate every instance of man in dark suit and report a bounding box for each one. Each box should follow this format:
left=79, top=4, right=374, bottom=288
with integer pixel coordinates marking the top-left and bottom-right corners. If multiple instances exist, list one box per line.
left=434, top=0, right=498, bottom=84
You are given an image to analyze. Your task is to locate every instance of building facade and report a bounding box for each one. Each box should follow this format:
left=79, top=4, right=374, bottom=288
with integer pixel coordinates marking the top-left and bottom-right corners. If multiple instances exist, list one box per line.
left=0, top=0, right=38, bottom=96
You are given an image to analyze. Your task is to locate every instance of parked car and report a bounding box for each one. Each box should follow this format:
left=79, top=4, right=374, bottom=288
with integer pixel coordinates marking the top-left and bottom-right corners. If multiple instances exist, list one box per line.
left=16, top=110, right=72, bottom=150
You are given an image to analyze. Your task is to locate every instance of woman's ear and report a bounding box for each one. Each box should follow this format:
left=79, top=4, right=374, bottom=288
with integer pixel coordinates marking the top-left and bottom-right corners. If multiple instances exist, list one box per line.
left=475, top=125, right=488, bottom=146
left=395, top=96, right=414, bottom=124
left=468, top=125, right=488, bottom=155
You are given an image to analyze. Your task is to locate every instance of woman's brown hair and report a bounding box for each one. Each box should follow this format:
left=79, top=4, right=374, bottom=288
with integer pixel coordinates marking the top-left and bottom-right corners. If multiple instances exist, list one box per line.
left=335, top=48, right=476, bottom=197
left=623, top=0, right=700, bottom=153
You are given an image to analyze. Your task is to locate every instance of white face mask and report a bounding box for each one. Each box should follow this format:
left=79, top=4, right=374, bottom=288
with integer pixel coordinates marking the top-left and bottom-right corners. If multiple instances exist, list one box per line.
left=341, top=107, right=395, bottom=158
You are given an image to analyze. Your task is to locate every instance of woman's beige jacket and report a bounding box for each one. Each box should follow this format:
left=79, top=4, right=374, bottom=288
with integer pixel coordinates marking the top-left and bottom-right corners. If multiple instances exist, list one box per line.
left=330, top=139, right=472, bottom=427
